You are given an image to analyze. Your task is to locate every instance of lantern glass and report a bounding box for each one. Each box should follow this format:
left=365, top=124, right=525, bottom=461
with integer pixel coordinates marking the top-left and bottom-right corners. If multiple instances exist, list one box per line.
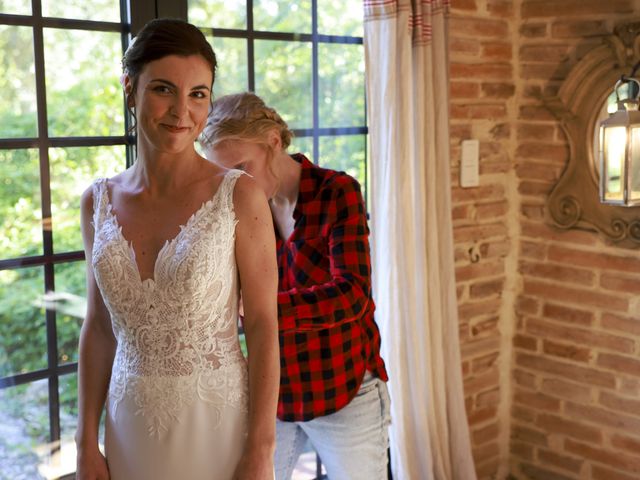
left=602, top=125, right=626, bottom=201
left=631, top=126, right=640, bottom=202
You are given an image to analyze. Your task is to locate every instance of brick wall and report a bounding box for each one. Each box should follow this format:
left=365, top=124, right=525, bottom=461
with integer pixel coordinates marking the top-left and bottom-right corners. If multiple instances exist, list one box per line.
left=449, top=1, right=640, bottom=479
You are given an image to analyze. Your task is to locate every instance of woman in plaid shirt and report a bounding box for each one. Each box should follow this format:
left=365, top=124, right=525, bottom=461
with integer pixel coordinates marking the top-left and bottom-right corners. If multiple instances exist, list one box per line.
left=201, top=92, right=390, bottom=480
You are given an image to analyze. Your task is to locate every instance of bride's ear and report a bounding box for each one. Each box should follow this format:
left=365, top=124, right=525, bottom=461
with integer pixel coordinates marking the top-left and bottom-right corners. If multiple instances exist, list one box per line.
left=120, top=73, right=135, bottom=108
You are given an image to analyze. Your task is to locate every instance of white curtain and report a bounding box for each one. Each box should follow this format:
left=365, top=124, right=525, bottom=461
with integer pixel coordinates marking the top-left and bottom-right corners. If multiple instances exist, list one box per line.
left=364, top=1, right=477, bottom=479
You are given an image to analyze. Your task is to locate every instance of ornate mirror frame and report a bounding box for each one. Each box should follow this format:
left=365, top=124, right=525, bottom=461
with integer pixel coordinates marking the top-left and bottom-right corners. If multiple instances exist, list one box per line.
left=544, top=21, right=640, bottom=248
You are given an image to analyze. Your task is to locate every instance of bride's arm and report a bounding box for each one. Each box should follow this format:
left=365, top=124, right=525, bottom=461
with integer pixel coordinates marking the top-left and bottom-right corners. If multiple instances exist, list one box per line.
left=232, top=175, right=279, bottom=480
left=76, top=186, right=116, bottom=480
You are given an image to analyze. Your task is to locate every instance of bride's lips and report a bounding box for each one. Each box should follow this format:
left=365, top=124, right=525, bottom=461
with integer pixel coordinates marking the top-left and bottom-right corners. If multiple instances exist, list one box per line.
left=161, top=124, right=190, bottom=133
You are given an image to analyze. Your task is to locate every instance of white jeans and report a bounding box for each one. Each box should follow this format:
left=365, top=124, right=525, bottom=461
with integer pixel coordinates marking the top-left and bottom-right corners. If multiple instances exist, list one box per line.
left=274, top=373, right=391, bottom=480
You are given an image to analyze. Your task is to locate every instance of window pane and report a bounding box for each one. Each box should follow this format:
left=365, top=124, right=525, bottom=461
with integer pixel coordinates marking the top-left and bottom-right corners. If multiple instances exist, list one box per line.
left=255, top=40, right=312, bottom=130
left=0, top=380, right=49, bottom=480
left=189, top=0, right=246, bottom=30
left=42, top=0, right=120, bottom=22
left=290, top=136, right=313, bottom=161
left=319, top=43, right=365, bottom=128
left=44, top=28, right=123, bottom=138
left=253, top=0, right=311, bottom=33
left=319, top=135, right=366, bottom=188
left=0, top=0, right=31, bottom=15
left=54, top=261, right=86, bottom=365
left=0, top=267, right=47, bottom=377
left=208, top=36, right=248, bottom=99
left=50, top=146, right=125, bottom=253
left=318, top=0, right=363, bottom=37
left=0, top=25, right=38, bottom=138
left=0, top=149, right=42, bottom=259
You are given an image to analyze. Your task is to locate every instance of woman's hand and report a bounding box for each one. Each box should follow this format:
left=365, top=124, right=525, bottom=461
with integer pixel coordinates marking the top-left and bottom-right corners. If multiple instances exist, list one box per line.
left=76, top=447, right=110, bottom=480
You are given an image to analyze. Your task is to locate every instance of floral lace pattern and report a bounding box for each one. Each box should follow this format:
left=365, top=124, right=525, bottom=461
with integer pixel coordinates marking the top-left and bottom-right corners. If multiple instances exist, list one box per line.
left=91, top=171, right=248, bottom=438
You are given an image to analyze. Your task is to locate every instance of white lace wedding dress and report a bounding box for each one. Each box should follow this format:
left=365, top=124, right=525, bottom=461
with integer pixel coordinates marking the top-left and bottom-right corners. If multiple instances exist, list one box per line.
left=91, top=170, right=249, bottom=480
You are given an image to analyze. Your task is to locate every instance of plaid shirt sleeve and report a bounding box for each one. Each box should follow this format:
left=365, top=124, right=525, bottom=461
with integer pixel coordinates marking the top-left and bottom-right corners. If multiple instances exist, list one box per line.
left=277, top=174, right=372, bottom=332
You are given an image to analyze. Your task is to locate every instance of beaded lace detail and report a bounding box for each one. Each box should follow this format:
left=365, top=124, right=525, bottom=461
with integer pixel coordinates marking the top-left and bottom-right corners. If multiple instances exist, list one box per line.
left=91, top=170, right=248, bottom=438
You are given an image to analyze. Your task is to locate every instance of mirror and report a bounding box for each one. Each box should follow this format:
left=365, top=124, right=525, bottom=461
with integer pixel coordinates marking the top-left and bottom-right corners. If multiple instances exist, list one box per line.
left=543, top=21, right=640, bottom=247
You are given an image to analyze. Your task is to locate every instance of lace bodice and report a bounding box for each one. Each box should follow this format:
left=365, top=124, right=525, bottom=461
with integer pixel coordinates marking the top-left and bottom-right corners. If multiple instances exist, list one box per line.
left=91, top=170, right=248, bottom=437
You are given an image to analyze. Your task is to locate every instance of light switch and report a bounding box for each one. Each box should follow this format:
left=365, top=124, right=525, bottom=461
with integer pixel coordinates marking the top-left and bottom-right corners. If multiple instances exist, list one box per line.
left=460, top=139, right=479, bottom=188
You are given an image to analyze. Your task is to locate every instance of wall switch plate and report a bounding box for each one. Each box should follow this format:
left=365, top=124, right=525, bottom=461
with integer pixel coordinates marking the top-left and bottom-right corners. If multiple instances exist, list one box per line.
left=460, top=139, right=479, bottom=188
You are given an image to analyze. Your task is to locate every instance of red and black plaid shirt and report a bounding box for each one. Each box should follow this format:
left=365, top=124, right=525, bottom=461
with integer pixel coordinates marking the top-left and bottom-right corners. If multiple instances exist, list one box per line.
left=276, top=154, right=388, bottom=422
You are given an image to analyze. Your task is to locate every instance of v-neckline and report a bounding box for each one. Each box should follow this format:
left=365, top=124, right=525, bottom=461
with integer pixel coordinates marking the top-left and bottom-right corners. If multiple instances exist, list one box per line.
left=102, top=172, right=230, bottom=286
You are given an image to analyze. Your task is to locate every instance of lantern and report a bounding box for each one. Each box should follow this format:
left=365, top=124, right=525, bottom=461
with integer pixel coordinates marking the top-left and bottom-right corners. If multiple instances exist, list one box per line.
left=599, top=76, right=640, bottom=206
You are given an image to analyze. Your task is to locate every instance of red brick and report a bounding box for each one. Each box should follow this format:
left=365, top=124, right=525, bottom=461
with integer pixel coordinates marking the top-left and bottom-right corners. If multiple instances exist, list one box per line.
left=489, top=122, right=510, bottom=139
left=526, top=318, right=634, bottom=353
left=611, top=434, right=640, bottom=455
left=564, top=438, right=640, bottom=474
left=599, top=391, right=640, bottom=416
left=450, top=62, right=513, bottom=80
left=461, top=335, right=500, bottom=359
left=472, top=352, right=499, bottom=374
left=520, top=240, right=547, bottom=260
left=451, top=0, right=477, bottom=10
left=450, top=36, right=481, bottom=56
left=520, top=22, right=547, bottom=38
left=542, top=303, right=593, bottom=327
left=540, top=378, right=591, bottom=403
left=473, top=421, right=500, bottom=444
left=598, top=353, right=640, bottom=377
left=522, top=0, right=634, bottom=18
left=521, top=222, right=598, bottom=246
left=516, top=142, right=569, bottom=163
left=547, top=245, right=640, bottom=274
left=456, top=259, right=505, bottom=282
left=523, top=280, right=629, bottom=312
left=520, top=62, right=571, bottom=81
left=512, top=405, right=537, bottom=423
left=521, top=203, right=545, bottom=220
left=592, top=466, right=639, bottom=480
left=473, top=440, right=500, bottom=463
left=518, top=180, right=553, bottom=196
left=516, top=353, right=616, bottom=388
left=515, top=162, right=561, bottom=182
left=600, top=272, right=640, bottom=294
left=465, top=368, right=500, bottom=395
left=519, top=463, right=575, bottom=480
left=601, top=312, right=640, bottom=335
left=470, top=103, right=508, bottom=120
left=537, top=449, right=583, bottom=473
left=517, top=123, right=556, bottom=141
left=520, top=44, right=570, bottom=62
left=519, top=260, right=595, bottom=286
left=551, top=20, right=608, bottom=38
left=542, top=339, right=591, bottom=363
left=476, top=457, right=500, bottom=479
left=476, top=387, right=501, bottom=408
left=449, top=123, right=472, bottom=140
left=511, top=425, right=548, bottom=446
left=471, top=316, right=499, bottom=337
left=452, top=184, right=505, bottom=203
left=514, top=334, right=537, bottom=352
left=518, top=105, right=556, bottom=121
left=450, top=16, right=509, bottom=38
left=467, top=405, right=498, bottom=425
left=476, top=201, right=508, bottom=220
left=511, top=441, right=534, bottom=461
left=451, top=81, right=480, bottom=98
left=566, top=402, right=640, bottom=434
left=487, top=0, right=513, bottom=17
left=514, top=389, right=561, bottom=412
left=514, top=368, right=537, bottom=388
left=516, top=295, right=540, bottom=315
left=481, top=82, right=515, bottom=99
left=535, top=413, right=603, bottom=444
left=470, top=278, right=504, bottom=299
left=454, top=223, right=508, bottom=243
left=481, top=42, right=512, bottom=61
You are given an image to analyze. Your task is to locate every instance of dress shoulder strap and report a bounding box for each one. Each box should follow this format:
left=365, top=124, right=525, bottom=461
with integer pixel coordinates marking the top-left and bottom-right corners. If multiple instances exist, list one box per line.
left=216, top=169, right=246, bottom=213
left=90, top=178, right=110, bottom=229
